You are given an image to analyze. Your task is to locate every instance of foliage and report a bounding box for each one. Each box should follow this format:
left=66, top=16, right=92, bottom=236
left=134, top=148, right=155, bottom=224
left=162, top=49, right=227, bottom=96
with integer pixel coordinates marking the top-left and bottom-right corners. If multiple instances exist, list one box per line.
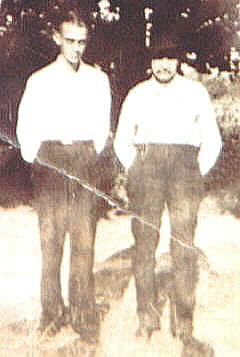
left=1, top=0, right=240, bottom=72
left=203, top=75, right=240, bottom=193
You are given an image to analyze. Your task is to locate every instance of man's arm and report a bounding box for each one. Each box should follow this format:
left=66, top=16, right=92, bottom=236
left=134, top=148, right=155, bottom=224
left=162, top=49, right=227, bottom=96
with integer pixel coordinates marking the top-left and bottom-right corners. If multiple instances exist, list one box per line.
left=17, top=77, right=42, bottom=163
left=197, top=84, right=222, bottom=176
left=114, top=89, right=138, bottom=170
left=93, top=72, right=112, bottom=154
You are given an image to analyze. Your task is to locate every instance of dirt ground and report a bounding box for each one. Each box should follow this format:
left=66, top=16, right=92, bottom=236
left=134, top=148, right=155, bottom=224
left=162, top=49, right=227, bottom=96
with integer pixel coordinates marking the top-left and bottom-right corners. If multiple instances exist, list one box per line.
left=0, top=194, right=240, bottom=356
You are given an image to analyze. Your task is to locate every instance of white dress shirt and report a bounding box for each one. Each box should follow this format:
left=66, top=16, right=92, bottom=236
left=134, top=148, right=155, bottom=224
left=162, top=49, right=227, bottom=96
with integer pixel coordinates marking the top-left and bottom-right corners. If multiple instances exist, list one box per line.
left=17, top=55, right=111, bottom=163
left=114, top=74, right=222, bottom=175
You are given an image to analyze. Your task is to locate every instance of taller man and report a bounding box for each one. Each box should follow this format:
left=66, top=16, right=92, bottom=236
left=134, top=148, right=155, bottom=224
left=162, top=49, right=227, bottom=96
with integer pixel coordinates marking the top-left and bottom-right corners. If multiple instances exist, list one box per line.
left=114, top=39, right=222, bottom=351
left=17, top=9, right=111, bottom=343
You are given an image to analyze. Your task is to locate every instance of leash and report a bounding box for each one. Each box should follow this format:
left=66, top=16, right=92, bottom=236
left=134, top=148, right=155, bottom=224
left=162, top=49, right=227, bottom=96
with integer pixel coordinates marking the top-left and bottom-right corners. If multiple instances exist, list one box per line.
left=1, top=135, right=203, bottom=255
left=34, top=157, right=203, bottom=256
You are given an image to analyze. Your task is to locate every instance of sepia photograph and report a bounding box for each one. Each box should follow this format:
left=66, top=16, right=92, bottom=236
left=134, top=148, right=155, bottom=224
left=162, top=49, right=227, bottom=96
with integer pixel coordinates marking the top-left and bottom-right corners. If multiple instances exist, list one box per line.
left=0, top=0, right=240, bottom=356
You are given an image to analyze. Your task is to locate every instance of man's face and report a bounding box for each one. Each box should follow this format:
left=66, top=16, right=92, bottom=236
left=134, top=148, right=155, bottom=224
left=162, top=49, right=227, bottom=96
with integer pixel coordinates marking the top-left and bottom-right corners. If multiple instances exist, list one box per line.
left=56, top=22, right=88, bottom=65
left=151, top=57, right=178, bottom=84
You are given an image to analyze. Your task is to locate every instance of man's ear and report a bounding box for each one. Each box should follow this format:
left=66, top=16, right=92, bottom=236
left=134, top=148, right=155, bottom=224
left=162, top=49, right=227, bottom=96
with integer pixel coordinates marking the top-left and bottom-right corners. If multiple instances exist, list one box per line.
left=53, top=30, right=61, bottom=46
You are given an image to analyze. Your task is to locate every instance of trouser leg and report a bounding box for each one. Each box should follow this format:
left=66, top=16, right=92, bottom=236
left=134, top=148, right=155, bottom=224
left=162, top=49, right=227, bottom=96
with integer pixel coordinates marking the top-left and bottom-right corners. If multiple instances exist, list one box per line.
left=39, top=212, right=67, bottom=331
left=68, top=188, right=99, bottom=342
left=170, top=239, right=199, bottom=342
left=132, top=216, right=163, bottom=336
left=127, top=150, right=165, bottom=336
left=37, top=195, right=68, bottom=333
left=168, top=182, right=203, bottom=343
left=32, top=162, right=69, bottom=333
left=132, top=218, right=160, bottom=314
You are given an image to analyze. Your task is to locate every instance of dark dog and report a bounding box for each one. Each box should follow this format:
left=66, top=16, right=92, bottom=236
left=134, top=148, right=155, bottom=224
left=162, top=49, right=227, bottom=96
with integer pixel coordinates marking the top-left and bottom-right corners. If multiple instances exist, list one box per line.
left=95, top=245, right=214, bottom=356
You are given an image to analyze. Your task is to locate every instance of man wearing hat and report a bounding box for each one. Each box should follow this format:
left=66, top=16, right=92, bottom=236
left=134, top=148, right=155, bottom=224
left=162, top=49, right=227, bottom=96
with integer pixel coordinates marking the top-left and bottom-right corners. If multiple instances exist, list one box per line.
left=114, top=38, right=222, bottom=349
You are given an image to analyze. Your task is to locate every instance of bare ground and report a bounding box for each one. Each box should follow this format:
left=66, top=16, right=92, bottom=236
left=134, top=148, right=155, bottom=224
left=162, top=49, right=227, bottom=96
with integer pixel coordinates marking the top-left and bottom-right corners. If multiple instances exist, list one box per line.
left=0, top=195, right=240, bottom=356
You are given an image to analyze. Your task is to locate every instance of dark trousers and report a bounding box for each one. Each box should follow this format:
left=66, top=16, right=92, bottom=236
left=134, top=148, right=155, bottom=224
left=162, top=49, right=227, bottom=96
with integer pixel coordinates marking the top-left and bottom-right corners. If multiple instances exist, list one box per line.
left=127, top=144, right=204, bottom=338
left=32, top=141, right=101, bottom=335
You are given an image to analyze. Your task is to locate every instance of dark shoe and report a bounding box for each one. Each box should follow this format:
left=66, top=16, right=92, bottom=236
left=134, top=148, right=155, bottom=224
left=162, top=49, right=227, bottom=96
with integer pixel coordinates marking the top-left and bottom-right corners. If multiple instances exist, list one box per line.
left=136, top=326, right=153, bottom=340
left=70, top=305, right=100, bottom=344
left=178, top=316, right=193, bottom=344
left=39, top=307, right=68, bottom=336
left=136, top=306, right=161, bottom=340
left=78, top=326, right=99, bottom=345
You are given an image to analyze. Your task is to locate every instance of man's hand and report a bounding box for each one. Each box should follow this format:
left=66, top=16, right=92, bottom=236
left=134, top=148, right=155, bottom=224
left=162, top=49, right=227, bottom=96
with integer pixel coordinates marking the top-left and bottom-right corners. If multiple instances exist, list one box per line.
left=111, top=171, right=129, bottom=209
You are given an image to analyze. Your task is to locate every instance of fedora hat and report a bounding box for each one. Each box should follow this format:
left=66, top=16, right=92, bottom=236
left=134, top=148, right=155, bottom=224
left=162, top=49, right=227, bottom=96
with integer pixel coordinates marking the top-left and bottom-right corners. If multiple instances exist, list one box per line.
left=151, top=32, right=184, bottom=60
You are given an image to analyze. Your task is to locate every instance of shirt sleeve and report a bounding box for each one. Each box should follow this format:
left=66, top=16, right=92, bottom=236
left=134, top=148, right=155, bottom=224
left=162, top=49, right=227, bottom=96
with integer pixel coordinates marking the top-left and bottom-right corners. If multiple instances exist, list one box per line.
left=17, top=76, right=43, bottom=163
left=197, top=84, right=222, bottom=176
left=93, top=72, right=112, bottom=154
left=114, top=89, right=138, bottom=169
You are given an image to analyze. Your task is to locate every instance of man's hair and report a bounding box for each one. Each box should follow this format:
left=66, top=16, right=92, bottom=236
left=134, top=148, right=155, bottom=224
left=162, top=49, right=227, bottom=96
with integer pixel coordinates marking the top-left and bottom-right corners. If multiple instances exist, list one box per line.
left=54, top=8, right=87, bottom=33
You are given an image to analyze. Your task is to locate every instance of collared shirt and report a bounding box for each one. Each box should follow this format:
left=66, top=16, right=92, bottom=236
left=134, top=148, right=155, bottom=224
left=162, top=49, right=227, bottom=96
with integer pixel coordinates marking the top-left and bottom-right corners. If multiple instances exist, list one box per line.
left=17, top=55, right=111, bottom=163
left=114, top=74, right=222, bottom=175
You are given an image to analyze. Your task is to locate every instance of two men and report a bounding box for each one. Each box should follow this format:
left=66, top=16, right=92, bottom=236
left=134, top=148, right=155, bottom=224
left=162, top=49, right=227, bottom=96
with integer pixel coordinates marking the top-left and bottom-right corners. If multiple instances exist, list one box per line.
left=114, top=40, right=222, bottom=349
left=17, top=8, right=221, bottom=352
left=17, top=10, right=111, bottom=342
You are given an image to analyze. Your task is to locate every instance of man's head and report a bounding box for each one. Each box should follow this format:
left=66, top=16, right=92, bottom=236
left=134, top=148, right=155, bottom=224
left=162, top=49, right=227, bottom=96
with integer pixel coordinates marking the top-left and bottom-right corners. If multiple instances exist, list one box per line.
left=53, top=10, right=88, bottom=68
left=151, top=55, right=178, bottom=84
left=151, top=35, right=182, bottom=84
